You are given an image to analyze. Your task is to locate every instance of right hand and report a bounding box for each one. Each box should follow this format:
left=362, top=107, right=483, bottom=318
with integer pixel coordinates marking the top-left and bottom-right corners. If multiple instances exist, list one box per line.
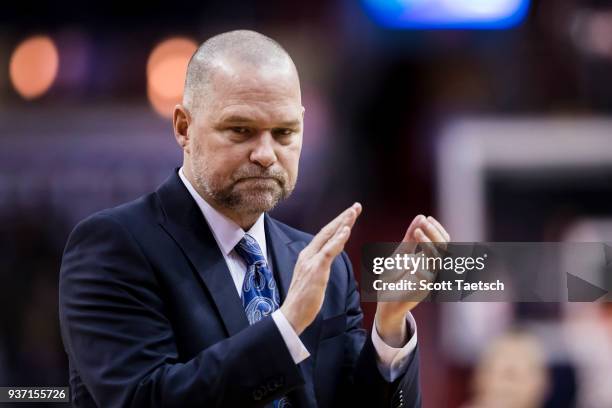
left=280, top=203, right=362, bottom=334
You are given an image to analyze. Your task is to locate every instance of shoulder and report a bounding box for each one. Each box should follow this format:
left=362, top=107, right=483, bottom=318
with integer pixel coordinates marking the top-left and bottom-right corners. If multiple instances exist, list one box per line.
left=70, top=193, right=160, bottom=237
left=61, top=194, right=162, bottom=285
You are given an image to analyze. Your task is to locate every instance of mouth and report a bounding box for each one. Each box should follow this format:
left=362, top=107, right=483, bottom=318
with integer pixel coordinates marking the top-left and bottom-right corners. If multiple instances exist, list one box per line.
left=238, top=176, right=277, bottom=181
left=236, top=177, right=281, bottom=186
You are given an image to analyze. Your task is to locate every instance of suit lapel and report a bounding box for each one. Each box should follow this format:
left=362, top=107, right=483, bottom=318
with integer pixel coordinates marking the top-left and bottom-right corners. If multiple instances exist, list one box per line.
left=155, top=170, right=249, bottom=337
left=265, top=215, right=323, bottom=349
left=156, top=171, right=324, bottom=407
left=264, top=214, right=295, bottom=301
left=266, top=215, right=323, bottom=408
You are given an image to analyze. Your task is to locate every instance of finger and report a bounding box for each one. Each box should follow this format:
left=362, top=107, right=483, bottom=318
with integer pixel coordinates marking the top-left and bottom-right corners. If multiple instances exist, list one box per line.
left=415, top=227, right=440, bottom=258
left=427, top=216, right=450, bottom=242
left=421, top=219, right=446, bottom=243
left=401, top=214, right=427, bottom=255
left=420, top=219, right=447, bottom=252
left=316, top=224, right=352, bottom=269
left=402, top=214, right=426, bottom=243
left=341, top=203, right=361, bottom=231
left=304, top=203, right=361, bottom=257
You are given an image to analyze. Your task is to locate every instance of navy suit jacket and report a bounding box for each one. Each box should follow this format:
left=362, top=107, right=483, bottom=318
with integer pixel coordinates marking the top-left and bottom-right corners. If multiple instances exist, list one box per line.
left=59, top=170, right=421, bottom=407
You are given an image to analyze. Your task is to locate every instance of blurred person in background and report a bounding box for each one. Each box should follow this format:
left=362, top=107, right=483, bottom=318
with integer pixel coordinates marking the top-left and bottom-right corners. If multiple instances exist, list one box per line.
left=566, top=303, right=612, bottom=407
left=463, top=331, right=549, bottom=408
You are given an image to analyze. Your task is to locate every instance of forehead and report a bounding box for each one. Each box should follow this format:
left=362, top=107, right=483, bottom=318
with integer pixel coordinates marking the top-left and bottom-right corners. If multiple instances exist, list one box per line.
left=206, top=62, right=302, bottom=123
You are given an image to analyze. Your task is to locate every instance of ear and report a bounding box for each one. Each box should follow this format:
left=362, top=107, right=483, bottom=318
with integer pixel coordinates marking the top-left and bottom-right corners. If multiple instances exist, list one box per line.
left=173, top=104, right=192, bottom=154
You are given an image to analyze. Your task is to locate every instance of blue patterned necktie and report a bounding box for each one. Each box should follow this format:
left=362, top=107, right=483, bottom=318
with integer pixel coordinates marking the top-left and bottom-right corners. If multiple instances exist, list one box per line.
left=234, top=234, right=292, bottom=408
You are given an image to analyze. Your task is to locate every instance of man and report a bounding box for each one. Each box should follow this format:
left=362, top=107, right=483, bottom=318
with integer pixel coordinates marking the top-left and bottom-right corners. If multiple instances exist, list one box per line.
left=59, top=30, right=450, bottom=407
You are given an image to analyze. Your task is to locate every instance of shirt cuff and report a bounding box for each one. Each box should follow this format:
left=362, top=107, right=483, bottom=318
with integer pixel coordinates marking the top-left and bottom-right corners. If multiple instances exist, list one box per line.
left=371, top=312, right=418, bottom=382
left=271, top=309, right=311, bottom=364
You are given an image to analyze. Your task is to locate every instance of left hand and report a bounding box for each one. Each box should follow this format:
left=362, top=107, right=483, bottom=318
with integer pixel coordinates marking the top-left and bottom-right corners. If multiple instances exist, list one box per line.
left=375, top=214, right=450, bottom=347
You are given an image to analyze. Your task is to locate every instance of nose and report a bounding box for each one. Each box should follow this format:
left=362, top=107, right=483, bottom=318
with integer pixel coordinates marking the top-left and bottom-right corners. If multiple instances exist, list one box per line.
left=249, top=131, right=277, bottom=168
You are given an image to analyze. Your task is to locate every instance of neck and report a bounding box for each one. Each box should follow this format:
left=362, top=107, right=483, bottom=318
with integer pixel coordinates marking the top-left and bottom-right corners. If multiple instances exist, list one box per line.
left=211, top=203, right=261, bottom=231
left=183, top=165, right=262, bottom=230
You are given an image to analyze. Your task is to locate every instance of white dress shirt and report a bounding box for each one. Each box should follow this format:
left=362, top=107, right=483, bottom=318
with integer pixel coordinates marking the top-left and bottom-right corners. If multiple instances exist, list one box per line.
left=178, top=167, right=416, bottom=382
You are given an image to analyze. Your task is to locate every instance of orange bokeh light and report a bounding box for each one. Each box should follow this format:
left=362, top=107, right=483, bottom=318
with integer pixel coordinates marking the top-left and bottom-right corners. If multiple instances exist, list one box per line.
left=147, top=37, right=198, bottom=118
left=9, top=35, right=59, bottom=100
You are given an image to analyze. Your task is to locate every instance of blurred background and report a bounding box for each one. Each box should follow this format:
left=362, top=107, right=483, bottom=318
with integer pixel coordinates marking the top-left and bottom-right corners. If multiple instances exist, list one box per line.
left=1, top=0, right=611, bottom=407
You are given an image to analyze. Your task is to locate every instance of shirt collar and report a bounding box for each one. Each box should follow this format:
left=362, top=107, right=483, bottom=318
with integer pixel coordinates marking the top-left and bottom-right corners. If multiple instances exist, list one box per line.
left=178, top=167, right=267, bottom=259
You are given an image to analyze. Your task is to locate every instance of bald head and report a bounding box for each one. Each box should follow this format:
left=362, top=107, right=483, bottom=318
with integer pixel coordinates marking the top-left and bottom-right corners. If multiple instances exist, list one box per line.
left=183, top=30, right=299, bottom=112
left=173, top=29, right=304, bottom=229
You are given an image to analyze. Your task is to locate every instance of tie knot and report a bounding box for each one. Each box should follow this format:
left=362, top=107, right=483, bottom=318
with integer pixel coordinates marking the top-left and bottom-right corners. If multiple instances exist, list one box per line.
left=235, top=234, right=266, bottom=266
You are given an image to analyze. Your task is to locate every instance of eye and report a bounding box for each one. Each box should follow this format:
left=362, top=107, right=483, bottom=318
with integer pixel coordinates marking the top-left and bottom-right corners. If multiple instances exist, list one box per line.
left=230, top=127, right=250, bottom=135
left=273, top=128, right=294, bottom=137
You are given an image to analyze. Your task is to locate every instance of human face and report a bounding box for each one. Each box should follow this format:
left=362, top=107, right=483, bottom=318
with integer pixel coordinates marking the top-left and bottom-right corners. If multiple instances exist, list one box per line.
left=186, top=61, right=303, bottom=218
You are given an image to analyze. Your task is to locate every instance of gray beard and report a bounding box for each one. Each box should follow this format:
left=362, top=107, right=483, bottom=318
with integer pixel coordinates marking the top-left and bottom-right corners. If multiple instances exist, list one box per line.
left=192, top=161, right=294, bottom=215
